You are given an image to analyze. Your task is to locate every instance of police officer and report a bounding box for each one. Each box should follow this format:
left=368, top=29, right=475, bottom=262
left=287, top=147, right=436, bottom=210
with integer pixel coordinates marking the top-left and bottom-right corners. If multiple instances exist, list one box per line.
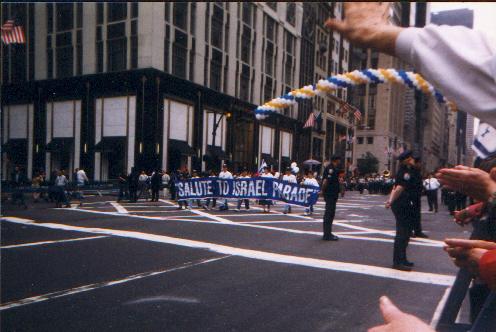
left=385, top=151, right=416, bottom=271
left=410, top=154, right=429, bottom=238
left=321, top=155, right=342, bottom=241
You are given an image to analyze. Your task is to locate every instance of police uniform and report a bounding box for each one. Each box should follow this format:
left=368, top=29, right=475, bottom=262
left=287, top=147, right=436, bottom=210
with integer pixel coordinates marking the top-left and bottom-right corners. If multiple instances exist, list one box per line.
left=391, top=153, right=416, bottom=268
left=322, top=158, right=341, bottom=241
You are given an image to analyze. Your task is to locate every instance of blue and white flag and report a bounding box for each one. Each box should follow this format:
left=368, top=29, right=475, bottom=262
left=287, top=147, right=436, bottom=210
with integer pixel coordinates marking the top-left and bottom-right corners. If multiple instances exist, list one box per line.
left=176, top=177, right=320, bottom=207
left=258, top=159, right=267, bottom=173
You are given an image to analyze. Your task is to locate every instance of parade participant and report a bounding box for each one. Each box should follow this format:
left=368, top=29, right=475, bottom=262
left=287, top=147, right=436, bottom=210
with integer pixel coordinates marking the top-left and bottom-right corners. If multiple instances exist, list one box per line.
left=385, top=151, right=416, bottom=271
left=161, top=170, right=170, bottom=199
left=150, top=169, right=162, bottom=202
left=321, top=155, right=342, bottom=241
left=189, top=170, right=202, bottom=208
left=204, top=170, right=217, bottom=210
left=74, top=168, right=89, bottom=206
left=423, top=173, right=440, bottom=213
left=303, top=170, right=319, bottom=216
left=282, top=167, right=297, bottom=214
left=411, top=155, right=428, bottom=238
left=218, top=164, right=233, bottom=210
left=138, top=170, right=150, bottom=201
left=235, top=169, right=251, bottom=211
left=259, top=166, right=274, bottom=213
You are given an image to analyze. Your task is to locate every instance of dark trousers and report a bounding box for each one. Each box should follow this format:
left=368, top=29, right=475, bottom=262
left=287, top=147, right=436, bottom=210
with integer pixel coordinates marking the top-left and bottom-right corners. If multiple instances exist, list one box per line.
left=118, top=186, right=128, bottom=202
left=151, top=187, right=160, bottom=201
left=411, top=194, right=423, bottom=234
left=426, top=190, right=438, bottom=212
left=323, top=195, right=338, bottom=238
left=170, top=185, right=177, bottom=200
left=391, top=202, right=413, bottom=264
left=129, top=187, right=138, bottom=202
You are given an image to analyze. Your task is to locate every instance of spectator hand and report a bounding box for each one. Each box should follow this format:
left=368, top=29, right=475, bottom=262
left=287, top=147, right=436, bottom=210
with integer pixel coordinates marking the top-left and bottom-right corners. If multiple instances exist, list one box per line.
left=325, top=2, right=402, bottom=55
left=444, top=239, right=496, bottom=276
left=436, top=166, right=496, bottom=202
left=368, top=296, right=434, bottom=332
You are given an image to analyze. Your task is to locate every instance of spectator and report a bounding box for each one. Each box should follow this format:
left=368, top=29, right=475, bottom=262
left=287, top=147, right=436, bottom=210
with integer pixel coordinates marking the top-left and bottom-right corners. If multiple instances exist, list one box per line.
left=138, top=170, right=150, bottom=201
left=128, top=167, right=139, bottom=203
left=161, top=170, right=170, bottom=199
left=11, top=165, right=27, bottom=208
left=31, top=171, right=43, bottom=203
left=423, top=173, right=440, bottom=213
left=117, top=172, right=128, bottom=202
left=150, top=169, right=162, bottom=202
left=54, top=170, right=70, bottom=208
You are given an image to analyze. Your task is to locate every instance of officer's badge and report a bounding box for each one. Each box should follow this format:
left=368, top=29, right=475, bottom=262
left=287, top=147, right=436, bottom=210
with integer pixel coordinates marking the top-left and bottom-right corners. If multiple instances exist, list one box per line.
left=404, top=173, right=410, bottom=181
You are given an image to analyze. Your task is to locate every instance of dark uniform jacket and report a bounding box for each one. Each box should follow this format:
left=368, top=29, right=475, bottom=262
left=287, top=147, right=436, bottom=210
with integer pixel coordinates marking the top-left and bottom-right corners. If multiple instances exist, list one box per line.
left=323, top=164, right=340, bottom=198
left=394, top=165, right=416, bottom=207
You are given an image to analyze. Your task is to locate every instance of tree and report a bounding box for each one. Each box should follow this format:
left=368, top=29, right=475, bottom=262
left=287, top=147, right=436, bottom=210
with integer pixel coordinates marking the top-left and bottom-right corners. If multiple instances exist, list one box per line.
left=357, top=152, right=379, bottom=175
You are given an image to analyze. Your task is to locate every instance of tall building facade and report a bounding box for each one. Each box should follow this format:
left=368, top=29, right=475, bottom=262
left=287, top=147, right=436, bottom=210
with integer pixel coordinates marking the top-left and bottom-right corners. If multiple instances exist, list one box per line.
left=2, top=2, right=311, bottom=180
left=430, top=8, right=475, bottom=167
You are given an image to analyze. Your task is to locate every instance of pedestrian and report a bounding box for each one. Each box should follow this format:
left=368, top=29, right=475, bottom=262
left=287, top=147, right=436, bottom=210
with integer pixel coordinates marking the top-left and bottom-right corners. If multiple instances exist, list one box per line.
left=218, top=164, right=233, bottom=210
left=411, top=155, right=428, bottom=238
left=10, top=165, right=27, bottom=208
left=321, top=155, right=342, bottom=241
left=385, top=150, right=416, bottom=271
left=259, top=166, right=274, bottom=213
left=128, top=167, right=139, bottom=202
left=54, top=170, right=70, bottom=208
left=31, top=171, right=43, bottom=203
left=150, top=169, right=162, bottom=202
left=236, top=169, right=251, bottom=211
left=303, top=170, right=319, bottom=216
left=138, top=170, right=150, bottom=201
left=282, top=167, right=297, bottom=214
left=117, top=171, right=128, bottom=202
left=161, top=170, right=170, bottom=199
left=74, top=168, right=89, bottom=206
left=423, top=173, right=440, bottom=213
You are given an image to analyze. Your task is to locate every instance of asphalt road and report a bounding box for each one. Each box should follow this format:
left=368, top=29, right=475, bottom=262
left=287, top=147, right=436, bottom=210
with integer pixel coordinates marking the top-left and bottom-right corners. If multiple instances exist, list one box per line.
left=1, top=191, right=470, bottom=331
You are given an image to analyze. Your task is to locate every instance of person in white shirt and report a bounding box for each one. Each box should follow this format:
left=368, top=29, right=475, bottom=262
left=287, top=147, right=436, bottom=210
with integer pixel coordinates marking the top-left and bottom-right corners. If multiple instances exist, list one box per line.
left=76, top=168, right=89, bottom=186
left=259, top=167, right=274, bottom=213
left=218, top=164, right=233, bottom=210
left=423, top=173, right=441, bottom=213
left=303, top=171, right=320, bottom=216
left=236, top=169, right=251, bottom=211
left=138, top=170, right=150, bottom=201
left=55, top=170, right=70, bottom=208
left=161, top=170, right=170, bottom=199
left=282, top=167, right=297, bottom=214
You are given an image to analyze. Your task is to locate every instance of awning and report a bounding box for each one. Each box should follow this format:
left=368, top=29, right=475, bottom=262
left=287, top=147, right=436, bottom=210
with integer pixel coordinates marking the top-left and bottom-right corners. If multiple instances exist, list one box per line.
left=169, top=139, right=196, bottom=156
left=261, top=153, right=278, bottom=167
left=45, top=137, right=74, bottom=152
left=2, top=139, right=27, bottom=154
left=94, top=136, right=126, bottom=152
left=207, top=145, right=229, bottom=160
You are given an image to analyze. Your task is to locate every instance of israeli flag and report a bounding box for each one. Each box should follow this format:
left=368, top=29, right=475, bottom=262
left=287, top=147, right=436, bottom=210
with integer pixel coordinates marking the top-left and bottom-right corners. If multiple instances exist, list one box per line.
left=472, top=123, right=496, bottom=159
left=258, top=159, right=267, bottom=173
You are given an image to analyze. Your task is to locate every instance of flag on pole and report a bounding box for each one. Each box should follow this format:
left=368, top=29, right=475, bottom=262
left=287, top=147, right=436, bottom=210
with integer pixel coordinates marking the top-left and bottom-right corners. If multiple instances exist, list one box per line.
left=303, top=112, right=315, bottom=128
left=353, top=109, right=362, bottom=121
left=1, top=20, right=25, bottom=45
left=258, top=159, right=267, bottom=173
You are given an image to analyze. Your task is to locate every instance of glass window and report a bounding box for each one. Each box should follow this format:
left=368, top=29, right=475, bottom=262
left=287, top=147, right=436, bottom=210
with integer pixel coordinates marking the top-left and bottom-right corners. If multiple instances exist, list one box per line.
left=285, top=31, right=294, bottom=55
left=131, top=2, right=138, bottom=18
left=107, top=38, right=127, bottom=72
left=56, top=32, right=72, bottom=47
left=131, top=35, right=138, bottom=69
left=286, top=3, right=295, bottom=26
left=367, top=137, right=374, bottom=144
left=172, top=30, right=187, bottom=78
left=76, top=3, right=83, bottom=28
left=240, top=64, right=250, bottom=101
left=97, top=3, right=103, bottom=24
left=190, top=3, right=196, bottom=34
left=47, top=3, right=53, bottom=33
left=264, top=76, right=273, bottom=101
left=108, top=2, right=127, bottom=22
left=241, top=25, right=251, bottom=63
left=265, top=42, right=273, bottom=76
left=107, top=22, right=125, bottom=39
left=47, top=49, right=53, bottom=79
left=357, top=137, right=364, bottom=144
left=242, top=3, right=252, bottom=26
left=211, top=5, right=223, bottom=49
left=96, top=42, right=103, bottom=72
left=210, top=49, right=222, bottom=91
left=164, top=3, right=170, bottom=22
left=265, top=16, right=276, bottom=42
left=173, top=2, right=188, bottom=30
left=266, top=2, right=277, bottom=11
left=56, top=3, right=73, bottom=31
left=56, top=45, right=73, bottom=78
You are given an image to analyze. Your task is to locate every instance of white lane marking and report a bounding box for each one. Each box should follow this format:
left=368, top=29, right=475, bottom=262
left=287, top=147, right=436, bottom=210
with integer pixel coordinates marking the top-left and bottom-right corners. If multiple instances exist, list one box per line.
left=110, top=202, right=128, bottom=214
left=238, top=220, right=322, bottom=224
left=124, top=295, right=200, bottom=305
left=2, top=217, right=455, bottom=287
left=0, top=236, right=108, bottom=249
left=159, top=199, right=234, bottom=223
left=430, top=286, right=452, bottom=327
left=56, top=206, right=444, bottom=247
left=0, top=255, right=229, bottom=311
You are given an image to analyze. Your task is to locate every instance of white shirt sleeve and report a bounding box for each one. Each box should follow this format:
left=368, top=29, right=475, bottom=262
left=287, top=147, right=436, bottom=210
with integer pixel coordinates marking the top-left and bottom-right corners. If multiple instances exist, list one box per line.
left=396, top=25, right=496, bottom=128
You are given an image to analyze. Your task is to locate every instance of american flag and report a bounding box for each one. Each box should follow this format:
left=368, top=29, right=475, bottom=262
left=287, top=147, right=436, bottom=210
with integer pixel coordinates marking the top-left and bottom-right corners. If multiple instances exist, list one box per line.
left=1, top=20, right=25, bottom=45
left=339, top=102, right=362, bottom=121
left=303, top=112, right=315, bottom=128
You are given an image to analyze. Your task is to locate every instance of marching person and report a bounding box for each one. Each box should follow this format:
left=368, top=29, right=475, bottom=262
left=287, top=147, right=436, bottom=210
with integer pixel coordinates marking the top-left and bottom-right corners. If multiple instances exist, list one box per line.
left=150, top=169, right=162, bottom=202
left=236, top=169, right=251, bottom=211
left=303, top=170, right=319, bottom=216
left=218, top=164, right=233, bottom=211
left=282, top=167, right=297, bottom=214
left=321, top=155, right=342, bottom=241
left=423, top=173, right=440, bottom=213
left=259, top=166, right=274, bottom=213
left=161, top=170, right=170, bottom=199
left=385, top=151, right=416, bottom=271
left=204, top=170, right=217, bottom=210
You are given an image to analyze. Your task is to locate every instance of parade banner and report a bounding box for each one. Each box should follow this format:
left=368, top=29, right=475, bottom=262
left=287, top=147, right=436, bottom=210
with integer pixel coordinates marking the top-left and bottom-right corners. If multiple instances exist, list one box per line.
left=176, top=177, right=320, bottom=207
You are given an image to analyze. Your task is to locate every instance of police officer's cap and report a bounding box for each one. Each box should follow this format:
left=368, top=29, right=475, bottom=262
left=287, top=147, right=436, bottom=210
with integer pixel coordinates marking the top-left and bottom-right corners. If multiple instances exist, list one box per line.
left=412, top=152, right=421, bottom=162
left=285, top=167, right=292, bottom=172
left=331, top=155, right=341, bottom=161
left=398, top=150, right=413, bottom=161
